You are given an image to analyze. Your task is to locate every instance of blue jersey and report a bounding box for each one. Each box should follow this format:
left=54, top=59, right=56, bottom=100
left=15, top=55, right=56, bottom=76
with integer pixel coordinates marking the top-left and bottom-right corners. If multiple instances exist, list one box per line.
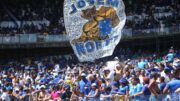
left=167, top=53, right=174, bottom=62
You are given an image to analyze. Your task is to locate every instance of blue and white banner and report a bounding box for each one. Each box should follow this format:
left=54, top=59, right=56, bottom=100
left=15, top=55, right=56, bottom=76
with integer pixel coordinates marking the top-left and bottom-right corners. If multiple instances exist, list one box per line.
left=64, top=0, right=126, bottom=62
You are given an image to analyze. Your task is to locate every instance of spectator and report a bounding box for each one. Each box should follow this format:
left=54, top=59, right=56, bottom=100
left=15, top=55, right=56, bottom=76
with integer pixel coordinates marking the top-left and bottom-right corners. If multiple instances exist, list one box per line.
left=1, top=88, right=10, bottom=101
left=86, top=83, right=100, bottom=101
left=37, top=85, right=51, bottom=101
left=78, top=73, right=90, bottom=98
left=61, top=84, right=72, bottom=100
left=148, top=72, right=161, bottom=101
left=0, top=48, right=179, bottom=101
left=163, top=69, right=180, bottom=100
left=132, top=77, right=151, bottom=101
left=129, top=77, right=142, bottom=101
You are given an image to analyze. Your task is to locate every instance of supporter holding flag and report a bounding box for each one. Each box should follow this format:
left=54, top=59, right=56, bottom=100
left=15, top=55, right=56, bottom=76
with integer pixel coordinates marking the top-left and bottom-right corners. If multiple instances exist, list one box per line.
left=103, top=67, right=115, bottom=86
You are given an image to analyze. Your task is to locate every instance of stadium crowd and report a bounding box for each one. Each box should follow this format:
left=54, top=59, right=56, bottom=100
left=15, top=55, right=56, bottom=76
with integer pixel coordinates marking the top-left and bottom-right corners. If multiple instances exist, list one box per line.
left=0, top=0, right=65, bottom=35
left=0, top=0, right=180, bottom=35
left=0, top=47, right=179, bottom=101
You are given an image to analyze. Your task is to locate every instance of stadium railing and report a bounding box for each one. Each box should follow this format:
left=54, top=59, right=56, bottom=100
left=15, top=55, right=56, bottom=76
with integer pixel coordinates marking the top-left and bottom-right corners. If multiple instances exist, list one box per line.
left=16, top=93, right=180, bottom=101
left=0, top=26, right=179, bottom=44
left=0, top=34, right=69, bottom=44
left=113, top=93, right=180, bottom=101
left=122, top=26, right=180, bottom=39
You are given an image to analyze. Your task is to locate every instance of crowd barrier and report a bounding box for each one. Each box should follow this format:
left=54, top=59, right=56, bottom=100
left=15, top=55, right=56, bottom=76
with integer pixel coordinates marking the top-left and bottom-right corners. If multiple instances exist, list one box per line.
left=8, top=93, right=179, bottom=101
left=122, top=26, right=180, bottom=39
left=113, top=93, right=180, bottom=101
left=0, top=21, right=50, bottom=28
left=0, top=34, right=69, bottom=44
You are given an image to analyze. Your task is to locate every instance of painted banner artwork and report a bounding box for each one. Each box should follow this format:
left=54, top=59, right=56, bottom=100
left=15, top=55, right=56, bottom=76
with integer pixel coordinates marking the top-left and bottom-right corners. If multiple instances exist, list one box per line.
left=64, top=0, right=126, bottom=62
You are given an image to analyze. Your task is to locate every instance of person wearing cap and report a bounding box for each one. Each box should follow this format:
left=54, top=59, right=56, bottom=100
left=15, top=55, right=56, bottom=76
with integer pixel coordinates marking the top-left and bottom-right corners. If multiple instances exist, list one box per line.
left=86, top=83, right=100, bottom=101
left=114, top=78, right=129, bottom=101
left=78, top=73, right=90, bottom=98
left=38, top=85, right=51, bottom=101
left=110, top=81, right=119, bottom=94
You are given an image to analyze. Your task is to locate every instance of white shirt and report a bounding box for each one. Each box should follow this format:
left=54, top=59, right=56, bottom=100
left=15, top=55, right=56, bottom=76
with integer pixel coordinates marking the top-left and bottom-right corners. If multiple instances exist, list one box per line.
left=37, top=62, right=42, bottom=71
left=54, top=64, right=60, bottom=72
left=100, top=94, right=112, bottom=101
left=161, top=71, right=170, bottom=82
left=1, top=92, right=10, bottom=101
left=107, top=71, right=115, bottom=83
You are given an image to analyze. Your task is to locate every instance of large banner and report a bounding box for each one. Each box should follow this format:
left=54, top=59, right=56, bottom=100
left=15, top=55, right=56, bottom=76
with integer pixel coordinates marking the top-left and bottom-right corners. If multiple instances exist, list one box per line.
left=64, top=0, right=126, bottom=62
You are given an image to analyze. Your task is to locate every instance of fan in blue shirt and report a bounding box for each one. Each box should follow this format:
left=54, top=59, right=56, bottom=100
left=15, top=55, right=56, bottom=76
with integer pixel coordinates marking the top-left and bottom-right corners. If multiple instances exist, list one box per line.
left=129, top=77, right=142, bottom=101
left=163, top=69, right=180, bottom=100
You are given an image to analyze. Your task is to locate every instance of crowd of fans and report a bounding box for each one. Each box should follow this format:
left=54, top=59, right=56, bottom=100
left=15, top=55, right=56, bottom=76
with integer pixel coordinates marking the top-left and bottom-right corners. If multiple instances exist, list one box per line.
left=0, top=0, right=65, bottom=35
left=0, top=0, right=180, bottom=35
left=124, top=0, right=180, bottom=29
left=0, top=47, right=179, bottom=101
left=0, top=18, right=65, bottom=35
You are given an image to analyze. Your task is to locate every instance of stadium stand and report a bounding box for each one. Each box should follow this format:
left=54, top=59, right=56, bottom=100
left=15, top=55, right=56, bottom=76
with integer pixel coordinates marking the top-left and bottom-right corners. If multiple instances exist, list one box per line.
left=0, top=1, right=179, bottom=101
left=0, top=0, right=179, bottom=36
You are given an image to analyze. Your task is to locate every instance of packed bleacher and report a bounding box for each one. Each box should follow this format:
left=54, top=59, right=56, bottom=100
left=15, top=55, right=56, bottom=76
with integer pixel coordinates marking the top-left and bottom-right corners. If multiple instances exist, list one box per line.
left=0, top=47, right=179, bottom=101
left=0, top=0, right=65, bottom=35
left=0, top=0, right=179, bottom=35
left=124, top=0, right=180, bottom=28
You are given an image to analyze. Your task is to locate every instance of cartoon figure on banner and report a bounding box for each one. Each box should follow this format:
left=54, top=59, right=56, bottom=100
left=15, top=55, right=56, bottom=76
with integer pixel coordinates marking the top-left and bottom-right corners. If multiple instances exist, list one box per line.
left=64, top=0, right=126, bottom=62
left=72, top=6, right=120, bottom=43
